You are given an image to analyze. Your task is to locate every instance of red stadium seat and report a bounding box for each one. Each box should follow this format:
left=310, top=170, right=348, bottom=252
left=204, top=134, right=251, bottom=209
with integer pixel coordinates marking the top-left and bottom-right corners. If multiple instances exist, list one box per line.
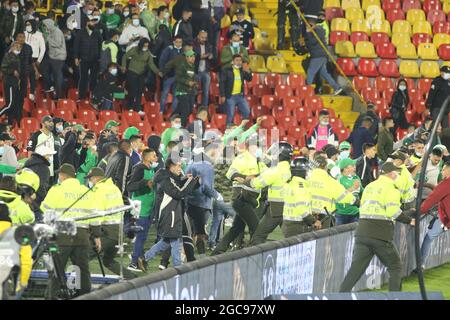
left=274, top=85, right=293, bottom=100
left=325, top=7, right=344, bottom=21
left=77, top=109, right=96, bottom=122
left=357, top=59, right=378, bottom=77
left=278, top=116, right=297, bottom=128
left=53, top=109, right=74, bottom=120
left=386, top=9, right=405, bottom=24
left=212, top=114, right=227, bottom=131
left=251, top=105, right=269, bottom=119
left=296, top=85, right=315, bottom=98
left=143, top=102, right=159, bottom=114
left=374, top=98, right=388, bottom=111
left=261, top=95, right=279, bottom=109
left=272, top=106, right=291, bottom=118
left=375, top=76, right=395, bottom=93
left=350, top=32, right=369, bottom=46
left=264, top=73, right=283, bottom=89
left=402, top=0, right=421, bottom=11
left=409, top=88, right=425, bottom=102
left=36, top=98, right=55, bottom=113
left=295, top=107, right=315, bottom=122
left=288, top=126, right=305, bottom=141
left=371, top=32, right=390, bottom=47
left=99, top=110, right=119, bottom=122
left=352, top=76, right=370, bottom=92
left=404, top=78, right=416, bottom=89
left=31, top=107, right=50, bottom=120
left=68, top=88, right=79, bottom=101
left=20, top=117, right=40, bottom=131
left=122, top=111, right=142, bottom=125
left=146, top=113, right=164, bottom=131
left=246, top=73, right=260, bottom=89
left=252, top=84, right=271, bottom=96
left=382, top=0, right=400, bottom=11
left=361, top=87, right=379, bottom=102
left=286, top=74, right=306, bottom=90
left=427, top=10, right=446, bottom=25
left=418, top=78, right=432, bottom=95
left=433, top=21, right=450, bottom=34
left=412, top=33, right=432, bottom=47
left=376, top=42, right=397, bottom=59
left=134, top=121, right=153, bottom=138
left=259, top=115, right=276, bottom=129
left=438, top=44, right=450, bottom=60
left=423, top=0, right=442, bottom=13
left=244, top=96, right=258, bottom=109
left=337, top=58, right=357, bottom=76
left=22, top=98, right=32, bottom=115
left=283, top=96, right=302, bottom=110
left=378, top=59, right=400, bottom=77
left=88, top=120, right=105, bottom=134
left=330, top=117, right=344, bottom=129
left=330, top=31, right=349, bottom=46
left=382, top=88, right=396, bottom=102
left=57, top=99, right=77, bottom=114
left=412, top=100, right=426, bottom=113
left=11, top=128, right=30, bottom=148
left=304, top=96, right=324, bottom=110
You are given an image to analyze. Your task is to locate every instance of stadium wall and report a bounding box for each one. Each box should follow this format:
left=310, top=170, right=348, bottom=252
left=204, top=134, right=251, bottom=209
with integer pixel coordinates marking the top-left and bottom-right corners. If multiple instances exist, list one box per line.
left=77, top=217, right=450, bottom=300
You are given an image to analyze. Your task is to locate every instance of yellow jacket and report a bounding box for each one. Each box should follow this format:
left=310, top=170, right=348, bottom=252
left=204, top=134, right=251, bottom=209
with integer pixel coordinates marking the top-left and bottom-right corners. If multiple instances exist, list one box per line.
left=226, top=150, right=267, bottom=192
left=250, top=161, right=291, bottom=202
left=87, top=178, right=124, bottom=226
left=283, top=176, right=313, bottom=221
left=0, top=190, right=35, bottom=226
left=394, top=164, right=416, bottom=203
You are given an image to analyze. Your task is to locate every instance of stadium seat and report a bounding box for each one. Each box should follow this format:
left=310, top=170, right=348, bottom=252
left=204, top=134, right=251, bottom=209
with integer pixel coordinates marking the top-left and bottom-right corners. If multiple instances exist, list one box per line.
left=54, top=109, right=74, bottom=120
left=393, top=20, right=412, bottom=35
left=252, top=84, right=271, bottom=96
left=143, top=102, right=159, bottom=114
left=413, top=21, right=432, bottom=35
left=433, top=21, right=450, bottom=34
left=417, top=78, right=433, bottom=95
left=375, top=76, right=395, bottom=93
left=420, top=61, right=440, bottom=78
left=412, top=33, right=432, bottom=47
left=376, top=42, right=397, bottom=58
left=382, top=88, right=395, bottom=102
left=246, top=95, right=258, bottom=109
left=418, top=43, right=439, bottom=59
left=361, top=87, right=379, bottom=102
left=295, top=107, right=314, bottom=122
left=251, top=105, right=269, bottom=119
left=325, top=7, right=345, bottom=21
left=259, top=115, right=276, bottom=129
left=444, top=1, right=450, bottom=14
left=370, top=20, right=391, bottom=35
left=266, top=56, right=289, bottom=73
left=335, top=40, right=357, bottom=57
left=397, top=42, right=418, bottom=58
left=438, top=43, right=450, bottom=59
left=378, top=60, right=400, bottom=78
left=57, top=99, right=77, bottom=114
left=337, top=58, right=358, bottom=76
left=352, top=75, right=371, bottom=92
left=371, top=32, right=390, bottom=46
left=249, top=55, right=268, bottom=73
left=286, top=74, right=306, bottom=90
left=324, top=0, right=341, bottom=8
left=134, top=121, right=152, bottom=138
left=404, top=78, right=416, bottom=90
left=272, top=106, right=290, bottom=120
left=330, top=31, right=349, bottom=46
left=399, top=60, right=421, bottom=78
left=31, top=107, right=50, bottom=120
left=261, top=95, right=278, bottom=109
left=287, top=126, right=305, bottom=141
left=355, top=41, right=377, bottom=57
left=392, top=33, right=412, bottom=48
left=350, top=31, right=369, bottom=45
left=433, top=33, right=450, bottom=48
left=264, top=73, right=283, bottom=89
left=427, top=10, right=446, bottom=25
left=284, top=96, right=303, bottom=110
left=88, top=120, right=106, bottom=134
left=99, top=110, right=119, bottom=122
left=366, top=4, right=384, bottom=19
left=341, top=0, right=361, bottom=10
left=386, top=9, right=405, bottom=24
left=331, top=18, right=351, bottom=33
left=358, top=58, right=378, bottom=76
left=346, top=7, right=365, bottom=22
left=211, top=114, right=227, bottom=131
left=20, top=117, right=40, bottom=131
left=406, top=9, right=426, bottom=25
left=304, top=96, right=325, bottom=111
left=77, top=109, right=96, bottom=122
left=402, top=0, right=421, bottom=11
left=296, top=85, right=315, bottom=98
left=423, top=0, right=442, bottom=13
left=382, top=0, right=400, bottom=11
left=147, top=113, right=164, bottom=130
left=274, top=85, right=293, bottom=100
left=362, top=0, right=381, bottom=11
left=351, top=19, right=370, bottom=34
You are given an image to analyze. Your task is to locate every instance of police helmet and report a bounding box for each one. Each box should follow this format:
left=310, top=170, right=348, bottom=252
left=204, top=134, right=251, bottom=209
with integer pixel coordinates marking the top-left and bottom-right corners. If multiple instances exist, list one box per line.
left=16, top=168, right=40, bottom=195
left=291, top=157, right=311, bottom=179
left=268, top=142, right=293, bottom=162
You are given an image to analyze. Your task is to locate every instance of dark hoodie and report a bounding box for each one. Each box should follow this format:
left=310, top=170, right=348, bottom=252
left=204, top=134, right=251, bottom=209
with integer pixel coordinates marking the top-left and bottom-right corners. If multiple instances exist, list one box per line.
left=61, top=130, right=80, bottom=169
left=24, top=153, right=50, bottom=204
left=390, top=79, right=409, bottom=130
left=147, top=135, right=164, bottom=169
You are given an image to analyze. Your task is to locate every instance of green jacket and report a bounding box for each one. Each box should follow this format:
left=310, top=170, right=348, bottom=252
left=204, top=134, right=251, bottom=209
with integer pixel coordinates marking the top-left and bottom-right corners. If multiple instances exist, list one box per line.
left=335, top=175, right=363, bottom=216
left=76, top=149, right=98, bottom=184
left=220, top=45, right=249, bottom=69
left=102, top=41, right=118, bottom=64
left=129, top=163, right=156, bottom=218
left=161, top=127, right=182, bottom=154
left=101, top=13, right=121, bottom=30
left=140, top=10, right=158, bottom=39
left=173, top=58, right=196, bottom=96
left=223, top=123, right=259, bottom=146
left=377, top=127, right=394, bottom=162
left=121, top=46, right=159, bottom=76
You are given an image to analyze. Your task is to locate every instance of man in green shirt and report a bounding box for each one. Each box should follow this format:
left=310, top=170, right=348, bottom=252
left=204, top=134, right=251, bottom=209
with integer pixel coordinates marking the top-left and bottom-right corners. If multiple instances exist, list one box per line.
left=101, top=1, right=121, bottom=30
left=335, top=158, right=363, bottom=225
left=220, top=31, right=249, bottom=69
left=161, top=114, right=183, bottom=156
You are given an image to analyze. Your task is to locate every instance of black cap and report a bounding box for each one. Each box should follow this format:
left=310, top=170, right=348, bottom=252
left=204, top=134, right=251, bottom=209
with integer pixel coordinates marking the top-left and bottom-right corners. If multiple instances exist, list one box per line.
left=85, top=167, right=105, bottom=179
left=319, top=109, right=329, bottom=116
left=325, top=146, right=339, bottom=158
left=380, top=162, right=402, bottom=174
left=58, top=163, right=76, bottom=178
left=42, top=115, right=53, bottom=123
left=0, top=133, right=13, bottom=141
left=440, top=65, right=450, bottom=73
left=236, top=7, right=245, bottom=15
left=390, top=151, right=407, bottom=162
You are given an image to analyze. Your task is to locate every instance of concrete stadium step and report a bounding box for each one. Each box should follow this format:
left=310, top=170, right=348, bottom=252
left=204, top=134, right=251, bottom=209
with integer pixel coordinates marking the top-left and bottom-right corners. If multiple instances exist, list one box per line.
left=320, top=96, right=353, bottom=112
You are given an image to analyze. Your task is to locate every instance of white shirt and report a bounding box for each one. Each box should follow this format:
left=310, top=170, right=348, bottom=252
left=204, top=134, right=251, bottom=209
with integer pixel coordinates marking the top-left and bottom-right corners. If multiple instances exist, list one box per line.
left=118, top=24, right=150, bottom=51
left=25, top=30, right=46, bottom=63
left=199, top=44, right=206, bottom=72
left=0, top=145, right=18, bottom=176
left=201, top=0, right=210, bottom=9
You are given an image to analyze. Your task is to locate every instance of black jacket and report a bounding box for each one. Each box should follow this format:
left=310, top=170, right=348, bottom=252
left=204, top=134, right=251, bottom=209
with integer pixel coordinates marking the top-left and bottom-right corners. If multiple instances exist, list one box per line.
left=97, top=131, right=119, bottom=161
left=18, top=43, right=33, bottom=78
left=0, top=11, right=24, bottom=41
left=153, top=169, right=199, bottom=239
left=390, top=89, right=409, bottom=129
left=193, top=39, right=213, bottom=73
left=229, top=20, right=254, bottom=48
left=425, top=76, right=450, bottom=111
left=305, top=25, right=328, bottom=58
left=173, top=19, right=193, bottom=44
left=73, top=28, right=102, bottom=62
left=353, top=110, right=380, bottom=139
left=127, top=163, right=151, bottom=195
left=93, top=72, right=121, bottom=103
left=1, top=51, right=20, bottom=84
left=356, top=155, right=377, bottom=188
left=219, top=66, right=252, bottom=99
left=60, top=131, right=80, bottom=169
left=105, top=150, right=132, bottom=196
left=24, top=153, right=50, bottom=204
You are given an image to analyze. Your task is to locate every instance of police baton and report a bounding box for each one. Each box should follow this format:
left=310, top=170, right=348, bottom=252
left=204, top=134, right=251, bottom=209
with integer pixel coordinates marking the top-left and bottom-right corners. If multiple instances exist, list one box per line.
left=92, top=239, right=106, bottom=278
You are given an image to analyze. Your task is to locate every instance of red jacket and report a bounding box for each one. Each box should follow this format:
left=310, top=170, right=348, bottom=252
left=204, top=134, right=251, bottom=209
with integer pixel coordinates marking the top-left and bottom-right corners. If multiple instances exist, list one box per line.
left=421, top=176, right=450, bottom=228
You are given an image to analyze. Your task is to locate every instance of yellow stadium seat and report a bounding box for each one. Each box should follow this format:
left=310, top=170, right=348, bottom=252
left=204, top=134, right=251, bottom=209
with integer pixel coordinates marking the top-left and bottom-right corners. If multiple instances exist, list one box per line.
left=335, top=40, right=357, bottom=57
left=355, top=41, right=378, bottom=57
left=393, top=20, right=412, bottom=36
left=406, top=9, right=426, bottom=25
left=266, top=56, right=289, bottom=73
left=399, top=60, right=421, bottom=78
left=287, top=62, right=305, bottom=75
left=277, top=50, right=304, bottom=62
left=331, top=18, right=351, bottom=33
left=392, top=33, right=412, bottom=47
left=371, top=19, right=391, bottom=35
left=418, top=43, right=439, bottom=60
left=444, top=1, right=450, bottom=14
left=324, top=0, right=341, bottom=8
left=413, top=21, right=432, bottom=35
left=249, top=55, right=268, bottom=73
left=253, top=37, right=276, bottom=53
left=346, top=7, right=365, bottom=22
left=366, top=5, right=384, bottom=20
left=221, top=14, right=231, bottom=29
left=351, top=19, right=370, bottom=34
left=397, top=42, right=418, bottom=59
left=341, top=0, right=361, bottom=10
left=420, top=61, right=440, bottom=78
left=433, top=33, right=450, bottom=48
left=442, top=61, right=450, bottom=68
left=362, top=0, right=381, bottom=11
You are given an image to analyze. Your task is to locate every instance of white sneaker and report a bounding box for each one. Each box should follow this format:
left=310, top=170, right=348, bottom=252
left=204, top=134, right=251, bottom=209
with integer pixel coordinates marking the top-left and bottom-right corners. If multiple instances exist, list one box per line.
left=28, top=94, right=35, bottom=101
left=138, top=111, right=145, bottom=116
left=333, top=88, right=343, bottom=96
left=224, top=218, right=233, bottom=227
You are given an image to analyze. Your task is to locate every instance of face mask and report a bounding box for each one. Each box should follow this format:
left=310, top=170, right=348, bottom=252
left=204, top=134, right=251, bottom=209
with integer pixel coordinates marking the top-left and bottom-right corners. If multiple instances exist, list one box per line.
left=26, top=25, right=33, bottom=33
left=164, top=12, right=170, bottom=19
left=399, top=85, right=407, bottom=91
left=142, top=47, right=148, bottom=52
left=233, top=64, right=241, bottom=69
left=0, top=146, right=4, bottom=156
left=320, top=120, right=329, bottom=126
left=91, top=145, right=97, bottom=152
left=110, top=68, right=118, bottom=76
left=107, top=8, right=114, bottom=14
left=13, top=50, right=20, bottom=55
left=56, top=125, right=63, bottom=133
left=340, top=150, right=350, bottom=160
left=415, top=152, right=423, bottom=158
left=174, top=45, right=182, bottom=50
left=232, top=41, right=240, bottom=48
left=254, top=148, right=263, bottom=159
left=57, top=178, right=61, bottom=184
left=173, top=123, right=181, bottom=129
left=443, top=73, right=450, bottom=80
left=65, top=34, right=72, bottom=40
left=11, top=6, right=18, bottom=13
left=86, top=9, right=93, bottom=15
left=132, top=19, right=140, bottom=26
left=88, top=181, right=94, bottom=188
left=123, top=11, right=129, bottom=17
left=72, top=21, right=78, bottom=28
left=151, top=162, right=158, bottom=169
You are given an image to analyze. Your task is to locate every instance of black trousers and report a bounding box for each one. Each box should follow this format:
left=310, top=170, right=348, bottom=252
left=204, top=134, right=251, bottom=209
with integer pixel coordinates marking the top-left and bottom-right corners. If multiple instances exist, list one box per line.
left=126, top=71, right=145, bottom=111
left=78, top=60, right=99, bottom=99
left=277, top=0, right=303, bottom=51
left=1, top=77, right=21, bottom=126
left=431, top=107, right=449, bottom=129
left=176, top=94, right=195, bottom=127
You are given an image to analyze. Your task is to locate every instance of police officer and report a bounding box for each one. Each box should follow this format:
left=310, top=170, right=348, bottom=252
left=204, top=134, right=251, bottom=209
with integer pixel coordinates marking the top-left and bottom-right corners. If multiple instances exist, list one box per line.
left=308, top=155, right=355, bottom=228
left=0, top=203, right=33, bottom=300
left=282, top=157, right=320, bottom=238
left=248, top=142, right=293, bottom=245
left=426, top=65, right=450, bottom=129
left=340, top=162, right=415, bottom=292
left=390, top=151, right=416, bottom=210
left=41, top=163, right=93, bottom=299
left=277, top=0, right=305, bottom=54
left=212, top=136, right=267, bottom=255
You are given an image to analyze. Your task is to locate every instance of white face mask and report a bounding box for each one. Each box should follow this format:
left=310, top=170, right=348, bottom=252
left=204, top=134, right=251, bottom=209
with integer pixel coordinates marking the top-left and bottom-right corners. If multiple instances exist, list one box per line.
left=13, top=50, right=21, bottom=55
left=173, top=123, right=181, bottom=129
left=86, top=9, right=93, bottom=15
left=26, top=25, right=33, bottom=33
left=11, top=6, right=19, bottom=13
left=151, top=162, right=158, bottom=169
left=107, top=8, right=114, bottom=14
left=340, top=150, right=350, bottom=160
left=56, top=125, right=64, bottom=133
left=110, top=68, right=118, bottom=76
left=399, top=85, right=407, bottom=91
left=72, top=21, right=78, bottom=29
left=443, top=73, right=450, bottom=80
left=254, top=148, right=263, bottom=158
left=132, top=19, right=140, bottom=26
left=88, top=181, right=94, bottom=188
left=232, top=41, right=240, bottom=48
left=123, top=11, right=129, bottom=17
left=320, top=120, right=329, bottom=126
left=142, top=47, right=148, bottom=52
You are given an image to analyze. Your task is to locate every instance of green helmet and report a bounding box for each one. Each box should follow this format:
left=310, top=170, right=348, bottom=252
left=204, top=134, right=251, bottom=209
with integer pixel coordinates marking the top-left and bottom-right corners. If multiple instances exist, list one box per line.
left=16, top=168, right=40, bottom=193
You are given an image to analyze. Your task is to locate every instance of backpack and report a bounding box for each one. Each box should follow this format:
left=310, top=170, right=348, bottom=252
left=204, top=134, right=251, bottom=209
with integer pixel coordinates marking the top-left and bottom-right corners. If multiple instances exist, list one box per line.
left=99, top=44, right=112, bottom=74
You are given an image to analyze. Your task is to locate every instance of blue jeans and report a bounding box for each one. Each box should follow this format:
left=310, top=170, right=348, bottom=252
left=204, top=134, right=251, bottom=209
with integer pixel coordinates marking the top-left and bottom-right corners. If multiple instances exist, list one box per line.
left=100, top=98, right=113, bottom=110
left=306, top=57, right=340, bottom=91
left=144, top=237, right=183, bottom=266
left=160, top=77, right=178, bottom=113
left=420, top=216, right=446, bottom=266
left=335, top=214, right=359, bottom=226
left=198, top=71, right=211, bottom=107
left=208, top=200, right=236, bottom=247
left=131, top=216, right=152, bottom=264
left=226, top=94, right=250, bottom=124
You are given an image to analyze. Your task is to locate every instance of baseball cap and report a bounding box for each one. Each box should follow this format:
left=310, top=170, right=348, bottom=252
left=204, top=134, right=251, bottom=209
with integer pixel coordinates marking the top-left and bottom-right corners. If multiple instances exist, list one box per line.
left=339, top=141, right=351, bottom=151
left=85, top=167, right=105, bottom=179
left=35, top=145, right=57, bottom=157
left=440, top=65, right=450, bottom=73
left=42, top=115, right=53, bottom=123
left=0, top=133, right=13, bottom=141
left=433, top=144, right=448, bottom=153
left=184, top=49, right=196, bottom=57
left=339, top=158, right=356, bottom=170
left=325, top=146, right=339, bottom=159
left=236, top=7, right=245, bottom=15
left=105, top=120, right=121, bottom=130
left=74, top=124, right=85, bottom=132
left=319, top=109, right=329, bottom=116
left=123, top=126, right=141, bottom=140
left=63, top=122, right=74, bottom=129
left=58, top=163, right=76, bottom=178
left=380, top=162, right=402, bottom=174
left=390, top=151, right=407, bottom=162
